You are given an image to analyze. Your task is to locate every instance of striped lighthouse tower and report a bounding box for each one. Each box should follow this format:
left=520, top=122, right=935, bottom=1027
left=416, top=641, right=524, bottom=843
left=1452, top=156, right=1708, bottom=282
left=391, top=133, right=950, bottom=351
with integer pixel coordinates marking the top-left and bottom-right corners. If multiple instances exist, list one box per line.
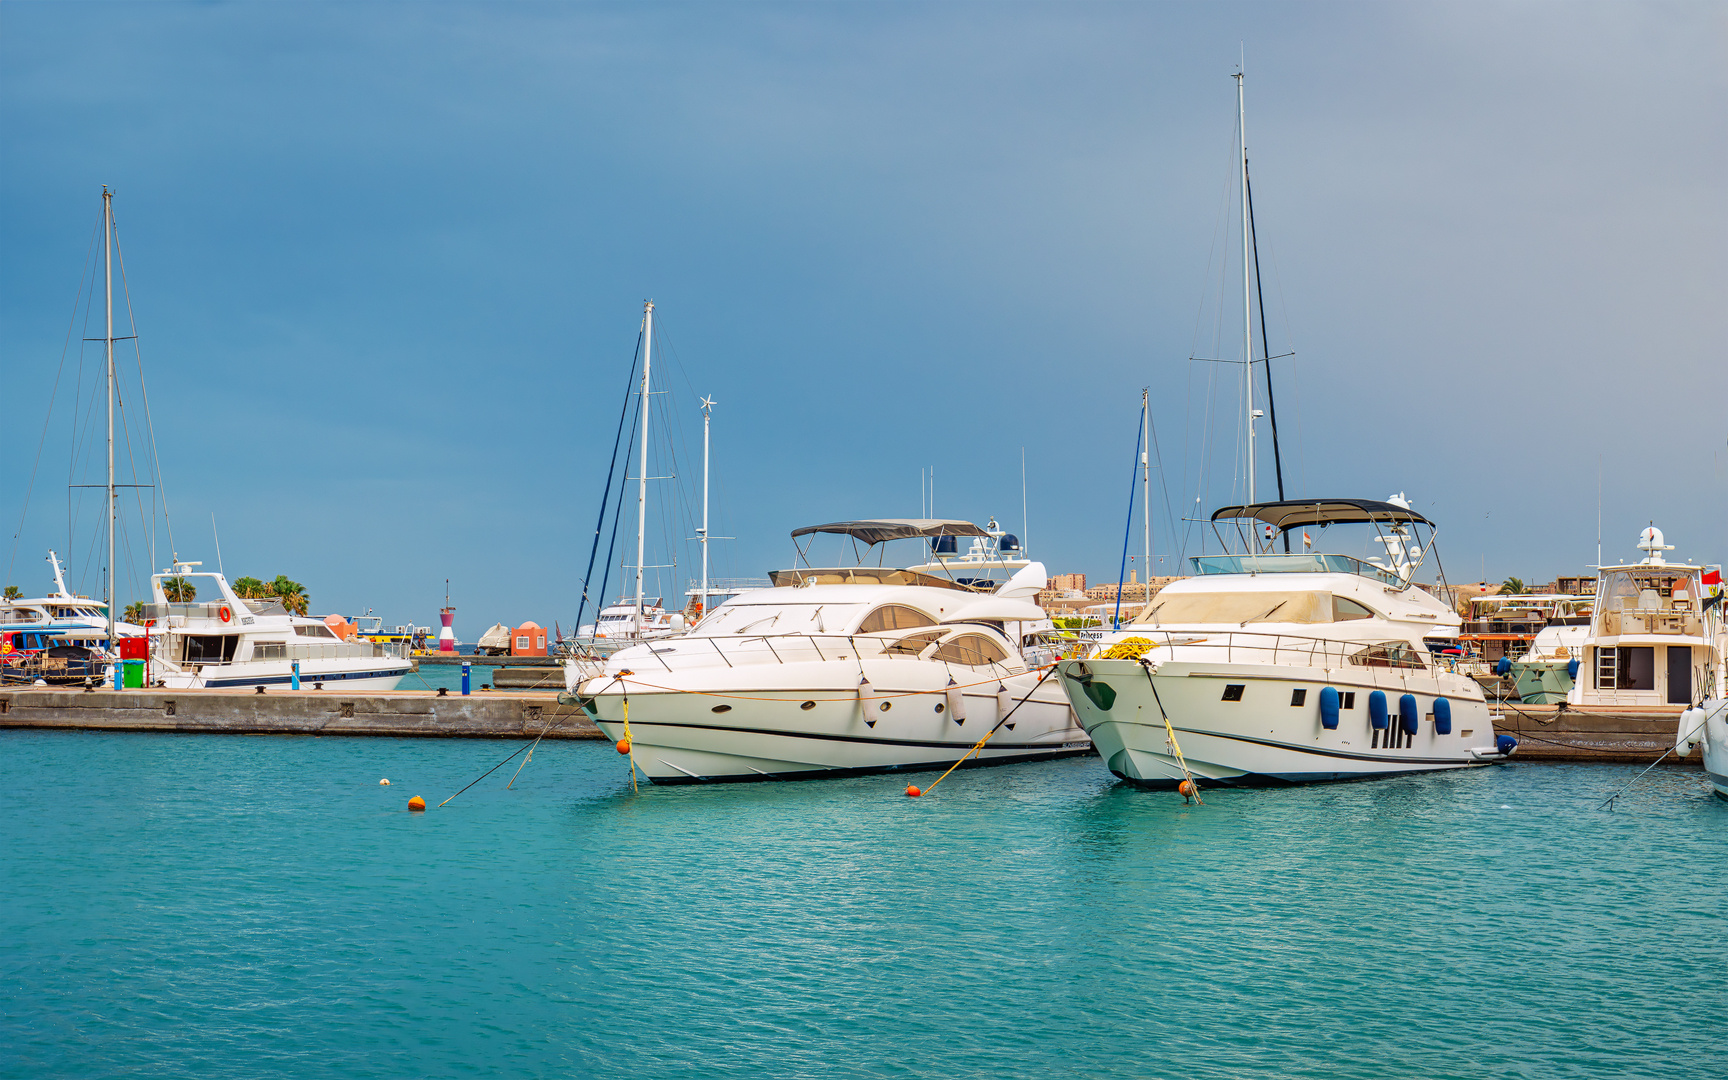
left=438, top=579, right=456, bottom=653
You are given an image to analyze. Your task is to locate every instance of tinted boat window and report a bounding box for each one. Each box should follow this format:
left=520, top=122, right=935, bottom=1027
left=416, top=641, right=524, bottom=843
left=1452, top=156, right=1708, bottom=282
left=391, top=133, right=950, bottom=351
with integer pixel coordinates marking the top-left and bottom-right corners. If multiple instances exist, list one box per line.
left=931, top=634, right=1008, bottom=666
left=858, top=605, right=937, bottom=633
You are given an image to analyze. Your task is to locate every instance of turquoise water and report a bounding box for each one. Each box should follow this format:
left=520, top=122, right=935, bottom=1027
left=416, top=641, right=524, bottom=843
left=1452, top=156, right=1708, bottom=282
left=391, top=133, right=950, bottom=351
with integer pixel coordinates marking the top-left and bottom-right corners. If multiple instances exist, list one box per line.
left=3, top=732, right=1722, bottom=1079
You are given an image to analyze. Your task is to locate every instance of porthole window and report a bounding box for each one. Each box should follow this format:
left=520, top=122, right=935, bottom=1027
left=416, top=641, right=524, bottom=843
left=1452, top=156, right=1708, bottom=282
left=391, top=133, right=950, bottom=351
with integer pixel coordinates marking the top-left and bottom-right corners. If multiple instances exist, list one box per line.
left=1221, top=684, right=1245, bottom=702
left=799, top=700, right=816, bottom=710
left=1290, top=688, right=1307, bottom=706
left=1342, top=691, right=1356, bottom=709
left=711, top=704, right=732, bottom=714
left=934, top=702, right=946, bottom=713
left=879, top=701, right=891, bottom=712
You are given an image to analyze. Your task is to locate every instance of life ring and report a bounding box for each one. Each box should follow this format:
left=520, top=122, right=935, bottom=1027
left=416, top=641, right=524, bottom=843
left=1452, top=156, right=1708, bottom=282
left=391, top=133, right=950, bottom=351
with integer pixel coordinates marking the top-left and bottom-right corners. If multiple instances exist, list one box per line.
left=219, top=606, right=232, bottom=623
left=145, top=619, right=156, bottom=629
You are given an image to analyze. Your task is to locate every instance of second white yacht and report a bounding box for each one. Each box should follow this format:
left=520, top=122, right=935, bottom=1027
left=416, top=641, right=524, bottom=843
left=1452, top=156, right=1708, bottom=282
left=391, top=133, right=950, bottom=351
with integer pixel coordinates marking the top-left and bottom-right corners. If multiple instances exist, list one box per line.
left=1056, top=498, right=1516, bottom=788
left=143, top=563, right=410, bottom=690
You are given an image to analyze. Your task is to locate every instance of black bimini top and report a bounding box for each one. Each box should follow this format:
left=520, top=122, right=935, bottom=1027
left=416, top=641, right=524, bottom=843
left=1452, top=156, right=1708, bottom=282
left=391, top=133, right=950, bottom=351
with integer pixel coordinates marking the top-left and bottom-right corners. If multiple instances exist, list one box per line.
left=1211, top=499, right=1434, bottom=531
left=789, top=519, right=991, bottom=545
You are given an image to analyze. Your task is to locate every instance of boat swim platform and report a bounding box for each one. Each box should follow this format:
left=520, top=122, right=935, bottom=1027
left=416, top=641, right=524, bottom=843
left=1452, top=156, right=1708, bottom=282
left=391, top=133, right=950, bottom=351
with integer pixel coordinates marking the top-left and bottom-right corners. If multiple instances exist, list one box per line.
left=1491, top=702, right=1695, bottom=764
left=0, top=687, right=603, bottom=741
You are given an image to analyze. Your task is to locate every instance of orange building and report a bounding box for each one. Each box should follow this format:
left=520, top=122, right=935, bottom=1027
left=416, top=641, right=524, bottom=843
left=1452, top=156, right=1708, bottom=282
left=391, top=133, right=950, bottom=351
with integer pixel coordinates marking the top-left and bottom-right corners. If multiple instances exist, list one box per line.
left=511, top=621, right=549, bottom=657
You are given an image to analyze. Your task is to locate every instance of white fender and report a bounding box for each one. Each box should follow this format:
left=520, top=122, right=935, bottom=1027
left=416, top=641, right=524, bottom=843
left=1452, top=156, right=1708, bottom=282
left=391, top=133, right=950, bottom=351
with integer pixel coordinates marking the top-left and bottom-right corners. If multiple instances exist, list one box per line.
left=945, top=678, right=967, bottom=723
left=858, top=674, right=879, bottom=726
left=1675, top=707, right=1705, bottom=757
left=996, top=682, right=1017, bottom=726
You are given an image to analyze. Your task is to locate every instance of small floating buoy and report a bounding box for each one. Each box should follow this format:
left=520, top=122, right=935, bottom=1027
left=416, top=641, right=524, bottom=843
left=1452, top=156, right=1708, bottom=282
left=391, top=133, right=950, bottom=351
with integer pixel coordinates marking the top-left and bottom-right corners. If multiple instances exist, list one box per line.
left=616, top=738, right=631, bottom=755
left=379, top=778, right=390, bottom=786
left=1177, top=779, right=1197, bottom=799
left=407, top=796, right=426, bottom=812
left=905, top=785, right=922, bottom=797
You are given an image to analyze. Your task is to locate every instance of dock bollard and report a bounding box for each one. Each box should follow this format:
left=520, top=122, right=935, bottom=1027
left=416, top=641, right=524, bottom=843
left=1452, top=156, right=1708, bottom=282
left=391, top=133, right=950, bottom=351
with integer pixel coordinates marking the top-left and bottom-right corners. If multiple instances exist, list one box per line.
left=462, top=661, right=471, bottom=696
left=291, top=659, right=301, bottom=690
left=113, top=663, right=122, bottom=691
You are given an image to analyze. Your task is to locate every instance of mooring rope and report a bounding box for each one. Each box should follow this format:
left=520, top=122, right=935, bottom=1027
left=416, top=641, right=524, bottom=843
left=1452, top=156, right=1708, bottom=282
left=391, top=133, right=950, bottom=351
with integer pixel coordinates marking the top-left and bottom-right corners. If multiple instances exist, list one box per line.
left=1140, top=659, right=1203, bottom=804
left=913, top=663, right=1060, bottom=798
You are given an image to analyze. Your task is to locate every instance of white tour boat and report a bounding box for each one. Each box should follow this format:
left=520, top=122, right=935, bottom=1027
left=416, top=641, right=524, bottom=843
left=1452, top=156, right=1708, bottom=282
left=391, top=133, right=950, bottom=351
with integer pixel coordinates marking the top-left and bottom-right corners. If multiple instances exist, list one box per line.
left=1056, top=498, right=1516, bottom=788
left=0, top=550, right=145, bottom=647
left=143, top=563, right=410, bottom=690
left=562, top=519, right=1089, bottom=784
left=1565, top=526, right=1724, bottom=709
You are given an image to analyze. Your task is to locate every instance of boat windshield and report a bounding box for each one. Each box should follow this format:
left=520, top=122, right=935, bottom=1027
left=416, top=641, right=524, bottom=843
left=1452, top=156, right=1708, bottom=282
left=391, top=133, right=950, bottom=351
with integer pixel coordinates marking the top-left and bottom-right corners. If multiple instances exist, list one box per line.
left=1189, top=553, right=1402, bottom=587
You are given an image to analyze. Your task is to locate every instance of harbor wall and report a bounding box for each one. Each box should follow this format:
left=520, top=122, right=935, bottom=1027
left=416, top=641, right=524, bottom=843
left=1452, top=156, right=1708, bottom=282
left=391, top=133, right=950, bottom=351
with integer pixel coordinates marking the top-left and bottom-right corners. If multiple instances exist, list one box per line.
left=0, top=688, right=602, bottom=740
left=1492, top=704, right=1687, bottom=763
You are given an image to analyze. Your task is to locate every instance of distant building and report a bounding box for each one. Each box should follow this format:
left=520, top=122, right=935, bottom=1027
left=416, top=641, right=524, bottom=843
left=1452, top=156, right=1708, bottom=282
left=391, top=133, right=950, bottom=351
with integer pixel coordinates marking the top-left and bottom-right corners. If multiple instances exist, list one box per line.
left=1049, top=573, right=1086, bottom=593
left=511, top=621, right=549, bottom=657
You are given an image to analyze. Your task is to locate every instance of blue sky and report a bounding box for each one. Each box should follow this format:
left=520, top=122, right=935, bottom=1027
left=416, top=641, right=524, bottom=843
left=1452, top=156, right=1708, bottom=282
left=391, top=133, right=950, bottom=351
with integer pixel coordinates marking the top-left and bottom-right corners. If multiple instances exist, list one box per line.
left=3, top=1, right=1723, bottom=632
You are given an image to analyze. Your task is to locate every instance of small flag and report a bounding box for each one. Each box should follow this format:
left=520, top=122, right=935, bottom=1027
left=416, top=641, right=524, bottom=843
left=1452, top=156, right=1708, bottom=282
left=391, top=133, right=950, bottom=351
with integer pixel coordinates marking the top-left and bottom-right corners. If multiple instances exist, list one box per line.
left=1704, top=568, right=1721, bottom=587
left=1303, top=532, right=1312, bottom=549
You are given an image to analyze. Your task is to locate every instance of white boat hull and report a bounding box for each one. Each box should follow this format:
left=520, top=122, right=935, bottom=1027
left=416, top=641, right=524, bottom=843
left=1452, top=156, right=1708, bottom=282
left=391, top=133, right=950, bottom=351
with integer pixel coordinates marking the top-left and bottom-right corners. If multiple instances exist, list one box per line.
left=157, top=658, right=409, bottom=691
left=1058, top=658, right=1512, bottom=788
left=578, top=665, right=1089, bottom=784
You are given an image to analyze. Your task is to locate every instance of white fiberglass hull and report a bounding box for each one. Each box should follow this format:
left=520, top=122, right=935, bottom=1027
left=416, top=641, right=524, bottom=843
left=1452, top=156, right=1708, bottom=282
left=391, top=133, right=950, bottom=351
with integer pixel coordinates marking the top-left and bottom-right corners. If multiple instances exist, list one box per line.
left=1058, top=658, right=1512, bottom=788
left=156, top=657, right=410, bottom=691
left=1683, top=699, right=1728, bottom=800
left=577, top=664, right=1089, bottom=784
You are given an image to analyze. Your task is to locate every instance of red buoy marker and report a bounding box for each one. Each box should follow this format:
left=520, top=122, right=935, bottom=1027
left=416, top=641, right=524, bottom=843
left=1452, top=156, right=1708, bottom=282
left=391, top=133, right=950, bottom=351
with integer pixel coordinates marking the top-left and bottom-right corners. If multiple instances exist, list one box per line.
left=905, top=785, right=922, bottom=797
left=408, top=796, right=426, bottom=812
left=616, top=738, right=632, bottom=755
left=1177, top=780, right=1196, bottom=800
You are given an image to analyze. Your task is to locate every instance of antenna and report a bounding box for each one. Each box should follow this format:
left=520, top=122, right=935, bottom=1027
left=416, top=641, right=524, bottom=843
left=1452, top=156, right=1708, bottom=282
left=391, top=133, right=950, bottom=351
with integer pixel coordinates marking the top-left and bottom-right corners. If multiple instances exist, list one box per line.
left=1009, top=449, right=1022, bottom=559
left=212, top=513, right=224, bottom=576
left=1596, top=455, right=1602, bottom=569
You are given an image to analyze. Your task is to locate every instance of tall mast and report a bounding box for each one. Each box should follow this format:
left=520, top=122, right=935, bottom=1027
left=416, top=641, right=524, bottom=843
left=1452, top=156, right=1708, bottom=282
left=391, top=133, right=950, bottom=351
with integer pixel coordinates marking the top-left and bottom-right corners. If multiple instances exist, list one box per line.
left=1141, top=387, right=1150, bottom=584
left=699, top=395, right=714, bottom=614
left=634, top=301, right=653, bottom=633
left=104, top=187, right=116, bottom=647
left=1235, top=68, right=1255, bottom=504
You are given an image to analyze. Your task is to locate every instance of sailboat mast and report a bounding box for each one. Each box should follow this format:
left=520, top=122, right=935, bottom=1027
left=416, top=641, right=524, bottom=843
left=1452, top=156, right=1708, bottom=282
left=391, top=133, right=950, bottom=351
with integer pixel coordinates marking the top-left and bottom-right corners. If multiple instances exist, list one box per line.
left=700, top=396, right=712, bottom=615
left=1141, top=387, right=1150, bottom=584
left=104, top=187, right=116, bottom=648
left=634, top=301, right=653, bottom=634
left=1236, top=69, right=1255, bottom=505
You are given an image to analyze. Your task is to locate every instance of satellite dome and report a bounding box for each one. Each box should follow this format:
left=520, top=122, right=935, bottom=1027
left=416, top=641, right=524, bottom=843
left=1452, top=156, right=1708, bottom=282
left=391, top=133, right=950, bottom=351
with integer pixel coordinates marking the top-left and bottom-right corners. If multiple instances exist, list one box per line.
left=1636, top=524, right=1674, bottom=565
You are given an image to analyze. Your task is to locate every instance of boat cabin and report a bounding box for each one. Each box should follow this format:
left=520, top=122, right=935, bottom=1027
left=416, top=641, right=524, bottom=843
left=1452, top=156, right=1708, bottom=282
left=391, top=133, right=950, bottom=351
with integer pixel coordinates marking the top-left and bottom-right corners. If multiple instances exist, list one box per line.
left=1572, top=526, right=1724, bottom=707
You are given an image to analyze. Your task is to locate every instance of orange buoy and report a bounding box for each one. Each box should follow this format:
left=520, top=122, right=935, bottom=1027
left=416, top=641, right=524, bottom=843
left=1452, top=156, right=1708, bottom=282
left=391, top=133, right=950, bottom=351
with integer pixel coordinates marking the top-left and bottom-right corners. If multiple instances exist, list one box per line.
left=407, top=796, right=426, bottom=812
left=905, top=785, right=922, bottom=797
left=1177, top=780, right=1196, bottom=798
left=616, top=738, right=632, bottom=755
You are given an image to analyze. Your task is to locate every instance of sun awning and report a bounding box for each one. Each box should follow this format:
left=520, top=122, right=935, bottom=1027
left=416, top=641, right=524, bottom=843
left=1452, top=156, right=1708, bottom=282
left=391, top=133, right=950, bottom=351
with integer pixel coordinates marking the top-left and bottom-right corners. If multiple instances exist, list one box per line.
left=1211, top=499, right=1434, bottom=531
left=790, top=519, right=991, bottom=545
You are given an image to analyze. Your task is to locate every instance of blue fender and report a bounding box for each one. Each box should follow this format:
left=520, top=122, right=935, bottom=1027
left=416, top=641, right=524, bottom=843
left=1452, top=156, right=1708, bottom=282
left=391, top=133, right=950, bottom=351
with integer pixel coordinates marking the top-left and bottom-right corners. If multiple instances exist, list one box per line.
left=1399, top=693, right=1420, bottom=736
left=1319, top=686, right=1340, bottom=730
left=1368, top=690, right=1389, bottom=729
left=1495, top=657, right=1511, bottom=676
left=1566, top=659, right=1580, bottom=680
left=1433, top=696, right=1452, bottom=735
left=1496, top=734, right=1518, bottom=756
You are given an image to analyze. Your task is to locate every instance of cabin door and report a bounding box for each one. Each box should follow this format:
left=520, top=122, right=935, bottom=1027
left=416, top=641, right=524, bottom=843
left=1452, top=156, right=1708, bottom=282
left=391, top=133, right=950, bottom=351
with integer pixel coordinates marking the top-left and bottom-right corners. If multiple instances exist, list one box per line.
left=1666, top=646, right=1692, bottom=705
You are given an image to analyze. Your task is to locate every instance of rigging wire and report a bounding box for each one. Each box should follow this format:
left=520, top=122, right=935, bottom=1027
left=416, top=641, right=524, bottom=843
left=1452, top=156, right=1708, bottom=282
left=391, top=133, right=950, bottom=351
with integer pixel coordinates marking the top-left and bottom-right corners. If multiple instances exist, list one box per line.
left=5, top=212, right=100, bottom=591
left=573, top=331, right=643, bottom=633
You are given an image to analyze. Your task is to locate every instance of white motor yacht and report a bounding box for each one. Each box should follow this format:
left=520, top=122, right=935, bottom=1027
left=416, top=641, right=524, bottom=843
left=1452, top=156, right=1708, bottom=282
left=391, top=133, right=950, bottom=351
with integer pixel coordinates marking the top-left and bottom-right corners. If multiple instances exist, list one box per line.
left=1056, top=498, right=1516, bottom=788
left=143, top=563, right=410, bottom=690
left=563, top=519, right=1089, bottom=784
left=0, top=550, right=145, bottom=646
left=1566, top=526, right=1724, bottom=709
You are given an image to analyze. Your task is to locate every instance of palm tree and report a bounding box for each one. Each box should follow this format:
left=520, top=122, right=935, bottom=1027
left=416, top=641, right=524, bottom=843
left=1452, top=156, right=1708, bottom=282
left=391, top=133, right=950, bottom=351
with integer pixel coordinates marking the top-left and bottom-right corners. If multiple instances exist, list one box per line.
left=3, top=585, right=20, bottom=601
left=1500, top=576, right=1526, bottom=596
left=270, top=575, right=308, bottom=617
left=232, top=576, right=269, bottom=599
left=123, top=601, right=147, bottom=623
left=162, top=577, right=197, bottom=602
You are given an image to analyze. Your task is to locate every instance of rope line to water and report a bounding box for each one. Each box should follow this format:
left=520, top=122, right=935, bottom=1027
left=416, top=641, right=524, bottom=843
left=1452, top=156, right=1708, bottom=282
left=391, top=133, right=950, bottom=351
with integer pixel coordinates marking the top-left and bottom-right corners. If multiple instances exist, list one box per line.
left=915, top=663, right=1060, bottom=797
left=1141, top=660, right=1203, bottom=804
left=439, top=674, right=618, bottom=808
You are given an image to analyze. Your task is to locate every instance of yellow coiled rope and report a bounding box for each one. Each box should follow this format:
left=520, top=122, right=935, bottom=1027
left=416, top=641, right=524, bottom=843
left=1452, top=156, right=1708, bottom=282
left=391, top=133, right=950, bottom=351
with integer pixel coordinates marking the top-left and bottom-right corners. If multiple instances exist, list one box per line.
left=1099, top=637, right=1158, bottom=660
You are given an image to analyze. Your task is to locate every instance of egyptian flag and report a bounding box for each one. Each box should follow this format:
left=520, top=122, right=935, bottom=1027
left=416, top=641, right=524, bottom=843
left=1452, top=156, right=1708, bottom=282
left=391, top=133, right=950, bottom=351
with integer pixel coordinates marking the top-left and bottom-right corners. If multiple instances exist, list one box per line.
left=1704, top=568, right=1723, bottom=612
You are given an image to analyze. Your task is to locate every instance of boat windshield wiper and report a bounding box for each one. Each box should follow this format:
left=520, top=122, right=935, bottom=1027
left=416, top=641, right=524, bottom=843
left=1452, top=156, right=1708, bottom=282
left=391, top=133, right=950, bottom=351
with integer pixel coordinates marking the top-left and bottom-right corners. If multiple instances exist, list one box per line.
left=1243, top=599, right=1287, bottom=626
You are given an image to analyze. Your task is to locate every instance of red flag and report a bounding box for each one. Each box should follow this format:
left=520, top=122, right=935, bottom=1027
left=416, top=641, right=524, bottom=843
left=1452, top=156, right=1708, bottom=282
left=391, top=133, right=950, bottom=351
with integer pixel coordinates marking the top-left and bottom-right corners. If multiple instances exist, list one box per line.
left=1704, top=568, right=1721, bottom=586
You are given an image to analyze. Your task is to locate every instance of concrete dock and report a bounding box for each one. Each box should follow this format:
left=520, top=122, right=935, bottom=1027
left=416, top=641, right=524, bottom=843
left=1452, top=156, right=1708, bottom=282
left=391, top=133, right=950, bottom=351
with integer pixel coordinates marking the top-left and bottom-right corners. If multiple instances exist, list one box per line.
left=0, top=687, right=602, bottom=740
left=1491, top=703, right=1689, bottom=763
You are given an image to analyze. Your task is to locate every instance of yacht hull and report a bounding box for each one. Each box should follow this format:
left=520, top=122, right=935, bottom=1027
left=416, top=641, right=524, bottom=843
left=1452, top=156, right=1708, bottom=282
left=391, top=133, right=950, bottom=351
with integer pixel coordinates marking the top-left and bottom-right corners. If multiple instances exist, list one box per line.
left=580, top=672, right=1089, bottom=784
left=1059, top=658, right=1511, bottom=788
left=158, top=660, right=409, bottom=691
